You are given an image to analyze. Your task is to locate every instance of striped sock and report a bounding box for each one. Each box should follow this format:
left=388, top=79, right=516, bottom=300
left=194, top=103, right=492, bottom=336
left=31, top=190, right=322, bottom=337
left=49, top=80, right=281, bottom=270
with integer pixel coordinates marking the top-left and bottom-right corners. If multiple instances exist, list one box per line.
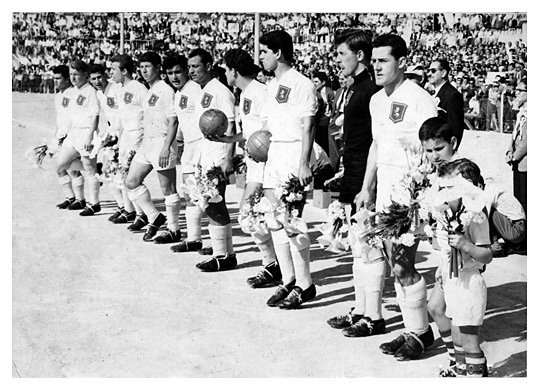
left=454, top=344, right=467, bottom=377
left=439, top=329, right=456, bottom=365
left=466, top=351, right=487, bottom=377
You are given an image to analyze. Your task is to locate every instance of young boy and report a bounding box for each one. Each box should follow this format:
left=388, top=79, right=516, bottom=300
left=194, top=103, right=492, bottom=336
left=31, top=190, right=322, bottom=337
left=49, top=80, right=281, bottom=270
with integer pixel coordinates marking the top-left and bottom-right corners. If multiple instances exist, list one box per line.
left=433, top=158, right=493, bottom=377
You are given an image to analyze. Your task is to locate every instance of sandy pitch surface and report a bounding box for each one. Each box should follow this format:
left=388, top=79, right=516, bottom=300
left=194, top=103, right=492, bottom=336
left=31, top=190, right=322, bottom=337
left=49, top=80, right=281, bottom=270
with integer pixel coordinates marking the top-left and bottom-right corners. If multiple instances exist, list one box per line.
left=12, top=92, right=526, bottom=378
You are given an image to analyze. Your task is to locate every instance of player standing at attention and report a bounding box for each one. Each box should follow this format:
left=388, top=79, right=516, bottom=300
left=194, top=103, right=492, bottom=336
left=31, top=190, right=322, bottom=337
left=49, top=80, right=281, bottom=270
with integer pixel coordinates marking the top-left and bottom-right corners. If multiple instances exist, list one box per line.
left=187, top=48, right=238, bottom=272
left=209, top=48, right=282, bottom=287
left=163, top=53, right=206, bottom=252
left=355, top=34, right=438, bottom=360
left=52, top=64, right=84, bottom=210
left=258, top=30, right=318, bottom=309
left=88, top=63, right=123, bottom=222
left=55, top=60, right=101, bottom=216
left=110, top=54, right=148, bottom=229
left=124, top=51, right=181, bottom=243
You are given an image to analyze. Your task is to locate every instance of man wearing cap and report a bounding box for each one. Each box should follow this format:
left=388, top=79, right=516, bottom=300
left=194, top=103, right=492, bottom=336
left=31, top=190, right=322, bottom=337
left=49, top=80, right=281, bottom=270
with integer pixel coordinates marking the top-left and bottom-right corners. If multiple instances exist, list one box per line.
left=427, top=58, right=465, bottom=148
left=404, top=64, right=426, bottom=88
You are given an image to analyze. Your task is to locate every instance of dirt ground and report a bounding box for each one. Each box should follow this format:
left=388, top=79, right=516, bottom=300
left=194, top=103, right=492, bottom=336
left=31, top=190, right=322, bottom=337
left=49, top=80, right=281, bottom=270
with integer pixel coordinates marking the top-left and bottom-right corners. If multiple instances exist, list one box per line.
left=11, top=92, right=527, bottom=380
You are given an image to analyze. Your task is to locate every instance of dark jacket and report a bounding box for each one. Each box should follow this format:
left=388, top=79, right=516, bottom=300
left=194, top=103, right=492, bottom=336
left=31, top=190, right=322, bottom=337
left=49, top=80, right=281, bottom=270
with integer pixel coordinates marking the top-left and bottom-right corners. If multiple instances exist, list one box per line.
left=436, top=81, right=465, bottom=147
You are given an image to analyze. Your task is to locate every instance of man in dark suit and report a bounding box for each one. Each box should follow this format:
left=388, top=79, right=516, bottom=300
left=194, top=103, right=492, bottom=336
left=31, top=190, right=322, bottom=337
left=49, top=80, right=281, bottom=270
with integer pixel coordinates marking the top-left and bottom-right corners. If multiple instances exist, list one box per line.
left=427, top=59, right=465, bottom=148
left=312, top=71, right=335, bottom=157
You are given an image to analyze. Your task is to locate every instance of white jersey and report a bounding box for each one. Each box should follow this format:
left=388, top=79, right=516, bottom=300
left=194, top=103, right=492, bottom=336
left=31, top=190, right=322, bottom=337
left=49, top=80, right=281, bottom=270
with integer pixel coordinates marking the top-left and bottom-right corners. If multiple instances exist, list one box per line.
left=239, top=79, right=266, bottom=140
left=68, top=82, right=99, bottom=132
left=142, top=79, right=177, bottom=138
left=174, top=79, right=202, bottom=143
left=54, top=86, right=73, bottom=139
left=370, top=79, right=438, bottom=169
left=96, top=81, right=121, bottom=134
left=116, top=79, right=147, bottom=133
left=261, top=68, right=318, bottom=142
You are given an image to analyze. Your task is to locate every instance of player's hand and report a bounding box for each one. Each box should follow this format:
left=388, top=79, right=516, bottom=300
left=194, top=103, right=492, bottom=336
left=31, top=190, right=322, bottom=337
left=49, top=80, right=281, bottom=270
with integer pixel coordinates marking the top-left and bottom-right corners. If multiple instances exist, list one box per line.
left=159, top=147, right=170, bottom=169
left=505, top=151, right=513, bottom=165
left=448, top=232, right=468, bottom=251
left=354, top=189, right=374, bottom=211
left=84, top=137, right=94, bottom=152
left=206, top=134, right=230, bottom=143
left=297, top=163, right=312, bottom=187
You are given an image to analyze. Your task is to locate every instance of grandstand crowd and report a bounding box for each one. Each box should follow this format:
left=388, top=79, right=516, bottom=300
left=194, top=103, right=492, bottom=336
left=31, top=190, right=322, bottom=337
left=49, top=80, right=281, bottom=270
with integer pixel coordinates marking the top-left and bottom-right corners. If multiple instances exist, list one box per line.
left=12, top=12, right=527, bottom=132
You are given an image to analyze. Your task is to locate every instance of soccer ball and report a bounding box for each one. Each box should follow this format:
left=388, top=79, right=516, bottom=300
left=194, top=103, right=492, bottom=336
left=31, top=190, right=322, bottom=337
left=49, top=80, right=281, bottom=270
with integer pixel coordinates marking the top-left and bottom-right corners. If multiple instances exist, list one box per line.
left=199, top=109, right=228, bottom=138
left=246, top=130, right=272, bottom=163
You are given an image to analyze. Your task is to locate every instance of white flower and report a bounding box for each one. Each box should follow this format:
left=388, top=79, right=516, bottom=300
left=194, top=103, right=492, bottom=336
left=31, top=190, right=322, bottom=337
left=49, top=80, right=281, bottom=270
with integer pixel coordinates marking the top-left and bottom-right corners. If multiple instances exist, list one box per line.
left=424, top=224, right=434, bottom=237
left=399, top=233, right=416, bottom=247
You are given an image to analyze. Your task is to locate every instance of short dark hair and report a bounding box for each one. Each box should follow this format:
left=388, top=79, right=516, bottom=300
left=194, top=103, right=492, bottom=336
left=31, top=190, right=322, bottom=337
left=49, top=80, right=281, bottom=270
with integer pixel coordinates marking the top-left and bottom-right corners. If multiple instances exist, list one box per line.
left=223, top=49, right=257, bottom=77
left=438, top=158, right=484, bottom=187
left=163, top=52, right=188, bottom=72
left=334, top=29, right=373, bottom=62
left=419, top=117, right=455, bottom=144
left=372, top=33, right=407, bottom=60
left=188, top=48, right=213, bottom=66
left=111, top=54, right=135, bottom=75
left=53, top=65, right=69, bottom=79
left=436, top=58, right=451, bottom=76
left=313, top=71, right=329, bottom=85
left=70, top=60, right=88, bottom=73
left=259, top=30, right=294, bottom=62
left=138, top=51, right=161, bottom=67
left=89, top=63, right=106, bottom=75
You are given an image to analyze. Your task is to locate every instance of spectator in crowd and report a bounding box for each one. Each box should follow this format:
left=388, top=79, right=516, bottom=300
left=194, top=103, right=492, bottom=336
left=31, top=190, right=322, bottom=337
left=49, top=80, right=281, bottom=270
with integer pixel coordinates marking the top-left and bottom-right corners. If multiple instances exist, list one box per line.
left=312, top=71, right=334, bottom=157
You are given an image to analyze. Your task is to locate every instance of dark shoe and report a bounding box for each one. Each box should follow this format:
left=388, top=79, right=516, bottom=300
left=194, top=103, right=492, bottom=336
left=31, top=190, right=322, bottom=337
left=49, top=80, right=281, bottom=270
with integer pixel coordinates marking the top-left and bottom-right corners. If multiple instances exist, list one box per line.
left=128, top=214, right=148, bottom=231
left=154, top=228, right=182, bottom=244
left=79, top=203, right=101, bottom=216
left=379, top=334, right=406, bottom=355
left=266, top=280, right=296, bottom=307
left=108, top=208, right=124, bottom=222
left=491, top=240, right=508, bottom=257
left=57, top=197, right=75, bottom=209
left=327, top=308, right=363, bottom=329
left=113, top=210, right=136, bottom=224
left=67, top=199, right=86, bottom=210
left=247, top=261, right=282, bottom=288
left=393, top=326, right=435, bottom=361
left=195, top=254, right=237, bottom=272
left=277, top=284, right=317, bottom=310
left=342, top=316, right=386, bottom=337
left=171, top=239, right=203, bottom=253
left=198, top=246, right=213, bottom=255
left=142, top=213, right=166, bottom=241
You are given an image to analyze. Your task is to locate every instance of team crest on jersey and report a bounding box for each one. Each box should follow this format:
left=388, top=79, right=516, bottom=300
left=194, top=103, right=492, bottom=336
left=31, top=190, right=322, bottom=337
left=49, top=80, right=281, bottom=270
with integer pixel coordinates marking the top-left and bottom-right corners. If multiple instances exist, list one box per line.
left=148, top=93, right=159, bottom=106
left=62, top=97, right=69, bottom=107
left=106, top=97, right=115, bottom=108
left=389, top=102, right=408, bottom=123
left=201, top=93, right=213, bottom=108
left=124, top=92, right=133, bottom=104
left=76, top=94, right=86, bottom=105
left=275, top=85, right=291, bottom=103
left=243, top=98, right=252, bottom=115
left=179, top=95, right=188, bottom=109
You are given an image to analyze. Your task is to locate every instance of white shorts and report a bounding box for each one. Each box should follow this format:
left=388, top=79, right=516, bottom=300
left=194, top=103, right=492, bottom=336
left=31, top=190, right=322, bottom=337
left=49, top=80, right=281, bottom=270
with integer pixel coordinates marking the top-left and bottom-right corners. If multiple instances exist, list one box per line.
left=263, top=141, right=314, bottom=189
left=444, top=268, right=487, bottom=326
left=133, top=136, right=178, bottom=171
left=181, top=138, right=203, bottom=174
left=198, top=137, right=228, bottom=169
left=119, top=130, right=143, bottom=165
left=64, top=129, right=97, bottom=158
left=375, top=164, right=409, bottom=211
left=245, top=154, right=265, bottom=184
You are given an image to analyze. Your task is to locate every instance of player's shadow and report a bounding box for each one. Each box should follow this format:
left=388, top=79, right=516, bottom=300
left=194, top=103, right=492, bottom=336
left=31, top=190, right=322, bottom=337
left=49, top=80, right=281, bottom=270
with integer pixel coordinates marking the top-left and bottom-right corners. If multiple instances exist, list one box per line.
left=301, top=286, right=355, bottom=309
left=490, top=350, right=527, bottom=377
left=481, top=281, right=527, bottom=343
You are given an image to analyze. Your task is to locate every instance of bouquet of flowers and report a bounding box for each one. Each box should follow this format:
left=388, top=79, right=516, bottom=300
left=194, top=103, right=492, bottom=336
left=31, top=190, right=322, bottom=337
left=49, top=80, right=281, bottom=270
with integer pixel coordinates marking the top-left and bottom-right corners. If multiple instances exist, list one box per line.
left=232, top=154, right=247, bottom=175
left=271, top=175, right=308, bottom=235
left=316, top=201, right=349, bottom=253
left=420, top=174, right=488, bottom=278
left=362, top=145, right=433, bottom=249
left=238, top=187, right=273, bottom=235
left=25, top=139, right=60, bottom=169
left=182, top=165, right=225, bottom=210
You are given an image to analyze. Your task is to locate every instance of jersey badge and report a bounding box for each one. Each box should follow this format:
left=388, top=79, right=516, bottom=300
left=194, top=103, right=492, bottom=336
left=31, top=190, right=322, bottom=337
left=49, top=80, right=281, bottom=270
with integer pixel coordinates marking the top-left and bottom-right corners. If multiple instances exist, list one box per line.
left=62, top=97, right=69, bottom=108
left=201, top=93, right=213, bottom=108
left=243, top=98, right=252, bottom=115
left=76, top=94, right=86, bottom=105
left=106, top=97, right=115, bottom=108
left=275, top=85, right=291, bottom=104
left=124, top=92, right=133, bottom=104
left=179, top=95, right=188, bottom=109
left=389, top=102, right=408, bottom=123
left=148, top=93, right=159, bottom=106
